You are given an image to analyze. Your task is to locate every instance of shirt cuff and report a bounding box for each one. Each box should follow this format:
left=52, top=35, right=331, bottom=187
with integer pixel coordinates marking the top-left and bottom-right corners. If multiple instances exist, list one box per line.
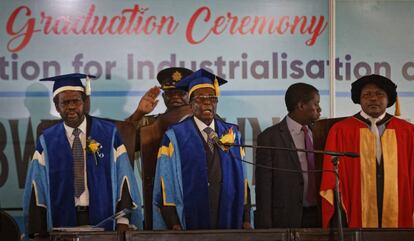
left=116, top=217, right=129, bottom=225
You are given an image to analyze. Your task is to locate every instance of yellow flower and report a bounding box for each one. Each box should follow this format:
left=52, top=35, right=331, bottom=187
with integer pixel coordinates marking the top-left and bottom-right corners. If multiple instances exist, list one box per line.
left=88, top=142, right=100, bottom=153
left=86, top=137, right=103, bottom=165
left=87, top=139, right=101, bottom=153
left=219, top=127, right=235, bottom=146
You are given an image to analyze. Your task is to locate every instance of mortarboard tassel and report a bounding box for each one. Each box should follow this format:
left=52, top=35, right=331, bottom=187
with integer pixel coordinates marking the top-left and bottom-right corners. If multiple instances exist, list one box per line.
left=394, top=95, right=401, bottom=116
left=214, top=78, right=220, bottom=96
left=85, top=76, right=91, bottom=96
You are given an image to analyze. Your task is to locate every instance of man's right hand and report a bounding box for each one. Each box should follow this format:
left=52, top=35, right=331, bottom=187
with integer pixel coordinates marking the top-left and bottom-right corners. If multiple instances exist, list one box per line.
left=126, top=86, right=161, bottom=122
left=137, top=86, right=161, bottom=115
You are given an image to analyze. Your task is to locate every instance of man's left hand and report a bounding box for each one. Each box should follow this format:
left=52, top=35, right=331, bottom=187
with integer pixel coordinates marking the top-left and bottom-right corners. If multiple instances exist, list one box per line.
left=242, top=222, right=253, bottom=229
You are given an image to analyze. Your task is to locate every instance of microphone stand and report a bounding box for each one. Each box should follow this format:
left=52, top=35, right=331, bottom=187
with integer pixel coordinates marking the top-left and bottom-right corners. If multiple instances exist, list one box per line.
left=226, top=143, right=358, bottom=158
left=94, top=208, right=132, bottom=228
left=332, top=156, right=344, bottom=241
left=222, top=143, right=351, bottom=241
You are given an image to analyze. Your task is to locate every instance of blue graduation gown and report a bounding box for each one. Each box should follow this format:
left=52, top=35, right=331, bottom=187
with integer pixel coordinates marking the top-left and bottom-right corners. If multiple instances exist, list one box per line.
left=153, top=117, right=249, bottom=229
left=23, top=117, right=143, bottom=235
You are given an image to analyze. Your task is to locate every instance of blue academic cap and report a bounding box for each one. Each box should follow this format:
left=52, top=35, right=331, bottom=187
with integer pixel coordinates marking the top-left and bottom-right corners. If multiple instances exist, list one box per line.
left=175, top=68, right=227, bottom=97
left=40, top=73, right=96, bottom=97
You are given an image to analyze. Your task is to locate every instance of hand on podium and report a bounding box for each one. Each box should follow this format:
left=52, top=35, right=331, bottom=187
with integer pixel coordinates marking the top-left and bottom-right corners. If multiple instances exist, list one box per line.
left=172, top=224, right=182, bottom=230
left=242, top=222, right=253, bottom=230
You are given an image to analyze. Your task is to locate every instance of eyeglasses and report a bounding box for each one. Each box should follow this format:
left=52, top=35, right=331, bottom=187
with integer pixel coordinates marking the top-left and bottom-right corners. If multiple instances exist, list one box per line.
left=191, top=95, right=218, bottom=103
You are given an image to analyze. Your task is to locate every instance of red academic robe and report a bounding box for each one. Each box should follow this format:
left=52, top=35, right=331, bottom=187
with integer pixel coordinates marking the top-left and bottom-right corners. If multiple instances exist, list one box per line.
left=320, top=115, right=414, bottom=228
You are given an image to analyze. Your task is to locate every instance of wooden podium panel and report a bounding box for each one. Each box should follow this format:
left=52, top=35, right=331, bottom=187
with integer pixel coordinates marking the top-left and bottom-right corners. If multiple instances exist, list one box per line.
left=292, top=228, right=357, bottom=241
left=50, top=231, right=119, bottom=241
left=358, top=228, right=414, bottom=241
left=292, top=228, right=414, bottom=241
left=126, top=229, right=289, bottom=241
left=48, top=229, right=414, bottom=241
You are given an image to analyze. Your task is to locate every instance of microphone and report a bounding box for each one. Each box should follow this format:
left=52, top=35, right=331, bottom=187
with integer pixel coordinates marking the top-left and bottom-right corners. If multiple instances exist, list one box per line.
left=94, top=208, right=132, bottom=228
left=206, top=130, right=227, bottom=152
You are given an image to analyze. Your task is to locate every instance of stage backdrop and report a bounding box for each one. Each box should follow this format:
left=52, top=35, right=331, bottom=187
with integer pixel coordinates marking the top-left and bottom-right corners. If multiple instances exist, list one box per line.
left=1, top=0, right=413, bottom=228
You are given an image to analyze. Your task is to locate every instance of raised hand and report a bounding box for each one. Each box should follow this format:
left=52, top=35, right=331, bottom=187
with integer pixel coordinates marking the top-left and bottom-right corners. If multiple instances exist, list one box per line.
left=126, top=86, right=161, bottom=122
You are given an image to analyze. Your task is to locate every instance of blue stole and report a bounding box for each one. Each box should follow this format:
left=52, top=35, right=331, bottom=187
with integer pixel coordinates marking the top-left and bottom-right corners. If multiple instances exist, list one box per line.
left=43, top=117, right=115, bottom=230
left=171, top=117, right=245, bottom=229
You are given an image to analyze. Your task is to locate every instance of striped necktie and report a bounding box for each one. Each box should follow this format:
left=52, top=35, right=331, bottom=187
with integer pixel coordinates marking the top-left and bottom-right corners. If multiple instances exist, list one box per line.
left=72, top=128, right=85, bottom=198
left=203, top=127, right=215, bottom=153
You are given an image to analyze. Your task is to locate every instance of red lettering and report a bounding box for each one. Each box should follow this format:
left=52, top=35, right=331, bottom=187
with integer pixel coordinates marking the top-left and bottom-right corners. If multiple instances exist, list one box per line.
left=108, top=16, right=125, bottom=34
left=81, top=4, right=96, bottom=34
left=122, top=5, right=141, bottom=34
left=40, top=12, right=53, bottom=34
left=227, top=13, right=239, bottom=34
left=275, top=16, right=290, bottom=34
left=158, top=16, right=178, bottom=34
left=6, top=6, right=40, bottom=52
left=186, top=8, right=327, bottom=46
left=186, top=6, right=212, bottom=44
left=4, top=4, right=327, bottom=52
left=305, top=16, right=327, bottom=46
left=144, top=16, right=157, bottom=34
left=239, top=16, right=252, bottom=35
left=211, top=16, right=227, bottom=34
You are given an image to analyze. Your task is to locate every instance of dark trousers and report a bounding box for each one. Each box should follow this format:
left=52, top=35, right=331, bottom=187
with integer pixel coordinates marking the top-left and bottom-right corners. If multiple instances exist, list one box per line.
left=76, top=206, right=89, bottom=226
left=301, top=206, right=320, bottom=228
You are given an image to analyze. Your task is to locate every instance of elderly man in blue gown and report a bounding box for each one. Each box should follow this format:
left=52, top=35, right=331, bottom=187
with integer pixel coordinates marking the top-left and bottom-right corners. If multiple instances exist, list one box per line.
left=23, top=73, right=142, bottom=240
left=153, top=69, right=252, bottom=230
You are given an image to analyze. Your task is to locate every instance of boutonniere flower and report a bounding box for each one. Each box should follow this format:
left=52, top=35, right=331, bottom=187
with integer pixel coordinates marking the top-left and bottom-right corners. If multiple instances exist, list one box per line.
left=219, top=127, right=235, bottom=151
left=86, top=137, right=104, bottom=165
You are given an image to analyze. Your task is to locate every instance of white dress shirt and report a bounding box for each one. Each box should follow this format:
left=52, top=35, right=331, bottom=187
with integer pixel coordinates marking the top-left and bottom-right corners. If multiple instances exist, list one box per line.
left=193, top=116, right=215, bottom=142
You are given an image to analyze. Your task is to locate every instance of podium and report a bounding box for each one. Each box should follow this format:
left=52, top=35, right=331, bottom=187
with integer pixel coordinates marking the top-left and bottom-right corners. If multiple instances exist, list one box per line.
left=126, top=229, right=289, bottom=241
left=49, top=229, right=414, bottom=241
left=50, top=231, right=118, bottom=241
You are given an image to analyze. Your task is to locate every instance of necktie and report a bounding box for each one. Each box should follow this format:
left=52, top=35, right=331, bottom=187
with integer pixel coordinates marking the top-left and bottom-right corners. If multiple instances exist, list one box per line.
left=369, top=117, right=382, bottom=164
left=203, top=127, right=215, bottom=153
left=302, top=126, right=316, bottom=205
left=72, top=128, right=85, bottom=198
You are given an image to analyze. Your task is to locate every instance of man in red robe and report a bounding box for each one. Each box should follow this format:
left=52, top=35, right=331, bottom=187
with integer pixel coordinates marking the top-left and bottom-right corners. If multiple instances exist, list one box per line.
left=320, top=74, right=414, bottom=228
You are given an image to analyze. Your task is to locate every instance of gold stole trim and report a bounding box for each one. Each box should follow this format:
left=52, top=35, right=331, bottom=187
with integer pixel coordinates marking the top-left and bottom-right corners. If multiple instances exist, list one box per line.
left=244, top=179, right=248, bottom=205
left=381, top=130, right=398, bottom=227
left=360, top=128, right=378, bottom=227
left=240, top=147, right=245, bottom=159
left=157, top=142, right=174, bottom=159
left=320, top=189, right=334, bottom=206
left=161, top=176, right=176, bottom=206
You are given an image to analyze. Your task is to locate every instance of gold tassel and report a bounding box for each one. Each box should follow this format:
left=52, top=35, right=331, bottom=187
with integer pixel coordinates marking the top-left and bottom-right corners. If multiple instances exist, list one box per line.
left=394, top=96, right=401, bottom=116
left=214, top=78, right=220, bottom=96
left=85, top=76, right=91, bottom=96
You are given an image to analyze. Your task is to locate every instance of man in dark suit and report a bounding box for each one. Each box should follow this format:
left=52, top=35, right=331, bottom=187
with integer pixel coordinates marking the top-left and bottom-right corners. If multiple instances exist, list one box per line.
left=255, top=83, right=321, bottom=228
